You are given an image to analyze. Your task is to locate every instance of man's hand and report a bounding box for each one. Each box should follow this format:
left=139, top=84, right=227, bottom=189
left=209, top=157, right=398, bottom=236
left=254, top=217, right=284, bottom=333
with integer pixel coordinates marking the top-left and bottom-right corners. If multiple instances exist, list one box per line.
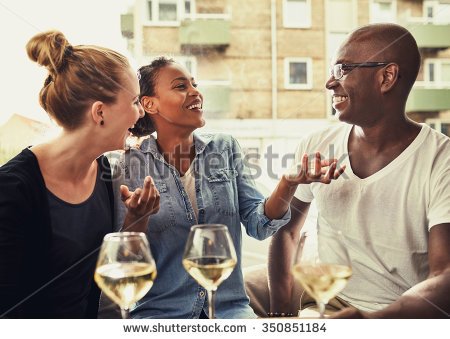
left=330, top=307, right=371, bottom=319
left=121, top=176, right=160, bottom=232
left=284, top=152, right=346, bottom=186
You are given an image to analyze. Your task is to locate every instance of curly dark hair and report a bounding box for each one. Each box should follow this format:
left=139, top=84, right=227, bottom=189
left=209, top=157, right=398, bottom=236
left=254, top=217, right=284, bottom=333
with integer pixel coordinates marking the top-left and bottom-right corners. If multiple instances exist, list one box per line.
left=129, top=56, right=176, bottom=137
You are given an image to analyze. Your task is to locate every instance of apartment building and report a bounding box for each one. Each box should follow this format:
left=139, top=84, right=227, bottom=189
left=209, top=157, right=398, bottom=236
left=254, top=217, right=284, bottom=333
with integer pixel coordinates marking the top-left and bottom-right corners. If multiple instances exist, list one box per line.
left=121, top=0, right=450, bottom=136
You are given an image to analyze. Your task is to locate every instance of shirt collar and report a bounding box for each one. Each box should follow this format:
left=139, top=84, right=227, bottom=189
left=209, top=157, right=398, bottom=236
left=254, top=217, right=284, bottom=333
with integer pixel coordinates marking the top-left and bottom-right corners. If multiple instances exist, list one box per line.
left=139, top=132, right=214, bottom=160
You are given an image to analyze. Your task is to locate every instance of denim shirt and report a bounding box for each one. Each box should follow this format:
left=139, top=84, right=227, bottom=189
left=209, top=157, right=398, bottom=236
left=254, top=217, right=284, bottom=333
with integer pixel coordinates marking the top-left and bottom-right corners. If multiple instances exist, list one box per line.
left=112, top=133, right=291, bottom=319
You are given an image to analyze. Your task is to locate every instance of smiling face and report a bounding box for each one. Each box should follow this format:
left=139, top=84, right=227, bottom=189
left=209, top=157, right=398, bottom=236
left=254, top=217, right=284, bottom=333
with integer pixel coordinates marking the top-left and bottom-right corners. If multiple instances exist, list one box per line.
left=326, top=39, right=385, bottom=126
left=149, top=63, right=205, bottom=133
left=103, top=67, right=144, bottom=150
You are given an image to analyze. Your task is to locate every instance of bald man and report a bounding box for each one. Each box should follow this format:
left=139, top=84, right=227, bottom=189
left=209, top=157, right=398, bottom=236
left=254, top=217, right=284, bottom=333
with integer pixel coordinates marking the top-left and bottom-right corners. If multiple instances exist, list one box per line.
left=246, top=23, right=450, bottom=318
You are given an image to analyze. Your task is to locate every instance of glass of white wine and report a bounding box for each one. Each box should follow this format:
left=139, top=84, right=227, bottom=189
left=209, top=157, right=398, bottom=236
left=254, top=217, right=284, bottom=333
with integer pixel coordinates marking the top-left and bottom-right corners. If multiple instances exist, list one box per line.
left=94, top=232, right=157, bottom=319
left=291, top=228, right=352, bottom=318
left=182, top=224, right=237, bottom=319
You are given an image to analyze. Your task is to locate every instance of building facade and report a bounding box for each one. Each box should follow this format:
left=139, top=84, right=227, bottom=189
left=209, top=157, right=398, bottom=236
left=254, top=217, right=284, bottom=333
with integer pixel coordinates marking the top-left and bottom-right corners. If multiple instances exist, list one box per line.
left=121, top=0, right=450, bottom=135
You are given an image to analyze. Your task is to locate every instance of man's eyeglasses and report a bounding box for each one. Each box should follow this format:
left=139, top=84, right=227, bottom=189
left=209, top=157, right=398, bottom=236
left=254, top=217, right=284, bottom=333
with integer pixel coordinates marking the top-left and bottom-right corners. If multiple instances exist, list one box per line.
left=331, top=62, right=389, bottom=80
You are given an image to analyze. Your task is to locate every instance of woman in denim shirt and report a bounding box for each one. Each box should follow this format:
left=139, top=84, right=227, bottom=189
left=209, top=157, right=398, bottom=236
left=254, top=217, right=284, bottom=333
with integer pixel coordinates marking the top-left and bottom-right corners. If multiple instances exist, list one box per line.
left=112, top=57, right=344, bottom=319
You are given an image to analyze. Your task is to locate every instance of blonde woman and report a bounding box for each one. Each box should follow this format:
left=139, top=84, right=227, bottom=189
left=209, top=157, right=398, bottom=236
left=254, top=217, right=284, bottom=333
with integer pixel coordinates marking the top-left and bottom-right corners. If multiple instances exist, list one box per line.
left=0, top=31, right=159, bottom=318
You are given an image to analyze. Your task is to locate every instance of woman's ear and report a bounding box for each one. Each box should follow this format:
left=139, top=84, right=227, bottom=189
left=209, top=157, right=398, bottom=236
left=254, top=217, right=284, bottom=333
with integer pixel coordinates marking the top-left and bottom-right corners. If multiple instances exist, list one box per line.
left=380, top=63, right=400, bottom=94
left=141, top=96, right=158, bottom=115
left=90, top=101, right=104, bottom=126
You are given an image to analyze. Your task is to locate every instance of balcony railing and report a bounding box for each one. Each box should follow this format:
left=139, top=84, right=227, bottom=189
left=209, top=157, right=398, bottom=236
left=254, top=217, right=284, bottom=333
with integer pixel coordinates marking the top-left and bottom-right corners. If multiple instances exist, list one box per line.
left=406, top=84, right=450, bottom=112
left=200, top=82, right=231, bottom=118
left=179, top=18, right=230, bottom=47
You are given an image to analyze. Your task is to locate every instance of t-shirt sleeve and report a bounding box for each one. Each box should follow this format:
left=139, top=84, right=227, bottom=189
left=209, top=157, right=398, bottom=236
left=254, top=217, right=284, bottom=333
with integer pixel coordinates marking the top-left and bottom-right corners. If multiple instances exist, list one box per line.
left=428, top=157, right=450, bottom=230
left=293, top=138, right=314, bottom=203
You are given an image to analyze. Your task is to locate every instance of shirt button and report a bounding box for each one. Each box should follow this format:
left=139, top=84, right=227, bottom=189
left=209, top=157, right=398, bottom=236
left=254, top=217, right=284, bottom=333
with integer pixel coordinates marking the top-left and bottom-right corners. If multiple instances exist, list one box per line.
left=199, top=291, right=205, bottom=297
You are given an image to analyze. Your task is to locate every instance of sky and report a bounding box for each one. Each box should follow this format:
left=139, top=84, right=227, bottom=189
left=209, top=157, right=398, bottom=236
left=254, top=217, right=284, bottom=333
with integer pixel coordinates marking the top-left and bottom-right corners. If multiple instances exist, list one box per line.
left=0, top=0, right=134, bottom=125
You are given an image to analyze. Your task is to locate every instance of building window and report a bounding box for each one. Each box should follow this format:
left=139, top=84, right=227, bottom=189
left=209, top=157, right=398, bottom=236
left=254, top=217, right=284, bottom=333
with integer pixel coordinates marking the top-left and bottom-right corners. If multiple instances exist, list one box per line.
left=370, top=0, right=396, bottom=23
left=426, top=119, right=450, bottom=137
left=174, top=56, right=197, bottom=78
left=284, top=58, right=313, bottom=90
left=283, top=0, right=312, bottom=28
left=184, top=0, right=192, bottom=16
left=424, top=1, right=450, bottom=24
left=425, top=59, right=450, bottom=86
left=326, top=0, right=355, bottom=32
left=147, top=0, right=179, bottom=24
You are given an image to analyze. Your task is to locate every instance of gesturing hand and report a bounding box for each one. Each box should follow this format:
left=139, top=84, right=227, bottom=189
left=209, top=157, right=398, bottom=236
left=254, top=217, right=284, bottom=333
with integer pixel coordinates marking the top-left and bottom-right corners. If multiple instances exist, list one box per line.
left=284, top=152, right=346, bottom=186
left=120, top=176, right=160, bottom=232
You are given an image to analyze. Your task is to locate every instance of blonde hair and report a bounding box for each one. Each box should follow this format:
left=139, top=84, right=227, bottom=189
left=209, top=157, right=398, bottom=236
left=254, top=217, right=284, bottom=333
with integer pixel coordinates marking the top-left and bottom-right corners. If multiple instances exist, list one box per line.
left=26, top=30, right=131, bottom=129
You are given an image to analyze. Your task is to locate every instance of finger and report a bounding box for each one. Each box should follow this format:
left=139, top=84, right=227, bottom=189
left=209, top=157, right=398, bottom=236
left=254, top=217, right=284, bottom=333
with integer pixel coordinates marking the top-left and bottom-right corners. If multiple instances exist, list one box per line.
left=300, top=153, right=308, bottom=178
left=313, top=152, right=321, bottom=177
left=334, top=164, right=346, bottom=179
left=148, top=183, right=160, bottom=213
left=129, top=188, right=141, bottom=209
left=120, top=185, right=131, bottom=202
left=147, top=176, right=158, bottom=198
left=324, top=162, right=336, bottom=182
left=320, top=158, right=338, bottom=167
left=139, top=176, right=152, bottom=204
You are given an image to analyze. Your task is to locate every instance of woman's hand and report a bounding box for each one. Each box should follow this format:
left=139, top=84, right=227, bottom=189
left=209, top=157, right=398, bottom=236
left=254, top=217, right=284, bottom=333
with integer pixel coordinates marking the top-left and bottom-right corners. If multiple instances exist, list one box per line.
left=283, top=152, right=346, bottom=186
left=120, top=176, right=160, bottom=232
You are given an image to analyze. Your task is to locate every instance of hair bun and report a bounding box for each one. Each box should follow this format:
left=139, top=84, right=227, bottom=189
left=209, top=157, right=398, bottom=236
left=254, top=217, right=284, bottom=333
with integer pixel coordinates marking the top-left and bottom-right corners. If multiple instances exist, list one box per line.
left=26, top=30, right=72, bottom=75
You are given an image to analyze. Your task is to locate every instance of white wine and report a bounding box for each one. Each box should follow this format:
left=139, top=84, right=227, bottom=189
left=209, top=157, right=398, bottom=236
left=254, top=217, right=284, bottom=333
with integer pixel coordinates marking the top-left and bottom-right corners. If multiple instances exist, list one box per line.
left=95, top=262, right=156, bottom=309
left=291, top=263, right=352, bottom=304
left=183, top=256, right=237, bottom=291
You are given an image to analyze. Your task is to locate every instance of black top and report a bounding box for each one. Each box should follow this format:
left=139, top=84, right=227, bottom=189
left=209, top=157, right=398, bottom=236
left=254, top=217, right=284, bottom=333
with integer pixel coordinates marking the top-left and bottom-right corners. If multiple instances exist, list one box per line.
left=0, top=149, right=114, bottom=318
left=46, top=165, right=112, bottom=318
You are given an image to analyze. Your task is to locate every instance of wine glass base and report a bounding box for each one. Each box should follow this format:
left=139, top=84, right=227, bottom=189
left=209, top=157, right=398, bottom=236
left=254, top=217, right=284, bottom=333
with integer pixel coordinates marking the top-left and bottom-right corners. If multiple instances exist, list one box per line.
left=298, top=308, right=330, bottom=318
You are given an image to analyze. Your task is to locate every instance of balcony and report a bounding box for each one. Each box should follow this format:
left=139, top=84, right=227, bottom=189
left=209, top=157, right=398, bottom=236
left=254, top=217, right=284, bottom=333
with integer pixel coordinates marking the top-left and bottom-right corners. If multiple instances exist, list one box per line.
left=121, top=13, right=134, bottom=39
left=406, top=23, right=450, bottom=49
left=201, top=83, right=231, bottom=118
left=179, top=19, right=230, bottom=50
left=406, top=86, right=450, bottom=112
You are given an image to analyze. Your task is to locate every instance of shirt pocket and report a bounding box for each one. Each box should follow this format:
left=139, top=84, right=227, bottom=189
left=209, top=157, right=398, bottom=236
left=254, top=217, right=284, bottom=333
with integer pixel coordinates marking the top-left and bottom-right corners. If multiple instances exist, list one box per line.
left=206, top=168, right=238, bottom=216
left=146, top=180, right=176, bottom=233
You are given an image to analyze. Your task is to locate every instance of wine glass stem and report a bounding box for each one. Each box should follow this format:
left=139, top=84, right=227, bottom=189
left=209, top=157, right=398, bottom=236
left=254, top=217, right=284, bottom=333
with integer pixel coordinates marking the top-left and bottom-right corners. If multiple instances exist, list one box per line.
left=208, top=290, right=216, bottom=319
left=121, top=308, right=130, bottom=319
left=318, top=302, right=325, bottom=319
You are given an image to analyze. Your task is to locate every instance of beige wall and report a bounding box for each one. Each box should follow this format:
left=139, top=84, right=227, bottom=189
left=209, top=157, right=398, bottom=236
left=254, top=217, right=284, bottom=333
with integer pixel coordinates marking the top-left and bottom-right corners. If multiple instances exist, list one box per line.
left=143, top=27, right=179, bottom=54
left=196, top=0, right=228, bottom=14
left=231, top=90, right=272, bottom=119
left=226, top=29, right=271, bottom=57
left=357, top=0, right=370, bottom=26
left=398, top=0, right=423, bottom=19
left=231, top=0, right=270, bottom=27
left=278, top=90, right=327, bottom=119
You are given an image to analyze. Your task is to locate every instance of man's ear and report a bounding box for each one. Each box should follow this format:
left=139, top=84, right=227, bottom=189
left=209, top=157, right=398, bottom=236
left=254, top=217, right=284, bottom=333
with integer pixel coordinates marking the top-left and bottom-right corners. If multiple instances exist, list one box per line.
left=380, top=63, right=400, bottom=94
left=141, top=96, right=158, bottom=115
left=90, top=101, right=104, bottom=125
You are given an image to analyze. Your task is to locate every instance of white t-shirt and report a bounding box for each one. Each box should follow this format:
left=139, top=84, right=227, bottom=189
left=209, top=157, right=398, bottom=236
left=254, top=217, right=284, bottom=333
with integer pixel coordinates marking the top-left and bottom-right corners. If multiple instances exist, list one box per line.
left=180, top=163, right=199, bottom=222
left=294, top=123, right=450, bottom=312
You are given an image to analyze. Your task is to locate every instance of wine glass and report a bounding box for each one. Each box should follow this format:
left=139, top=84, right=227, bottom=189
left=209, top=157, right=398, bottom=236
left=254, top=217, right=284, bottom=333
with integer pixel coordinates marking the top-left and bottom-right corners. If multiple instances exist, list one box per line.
left=182, top=224, right=237, bottom=319
left=291, top=228, right=352, bottom=318
left=94, top=232, right=157, bottom=319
